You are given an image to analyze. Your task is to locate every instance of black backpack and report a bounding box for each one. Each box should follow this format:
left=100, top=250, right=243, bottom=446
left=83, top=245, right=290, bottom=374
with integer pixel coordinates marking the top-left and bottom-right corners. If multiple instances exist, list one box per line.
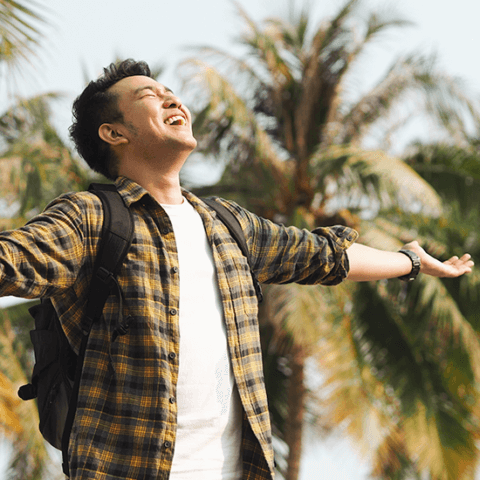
left=17, top=184, right=262, bottom=477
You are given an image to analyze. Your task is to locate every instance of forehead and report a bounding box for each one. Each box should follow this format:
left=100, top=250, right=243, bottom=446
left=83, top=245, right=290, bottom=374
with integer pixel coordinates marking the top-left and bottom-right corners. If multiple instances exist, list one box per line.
left=109, top=75, right=169, bottom=98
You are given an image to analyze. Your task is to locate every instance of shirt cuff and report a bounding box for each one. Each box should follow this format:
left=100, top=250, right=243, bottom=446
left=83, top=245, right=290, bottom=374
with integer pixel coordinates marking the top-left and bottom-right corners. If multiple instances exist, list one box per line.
left=312, top=225, right=359, bottom=285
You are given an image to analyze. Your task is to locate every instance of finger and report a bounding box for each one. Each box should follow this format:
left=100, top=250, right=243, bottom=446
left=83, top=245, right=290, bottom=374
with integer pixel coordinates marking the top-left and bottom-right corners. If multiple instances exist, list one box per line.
left=452, top=258, right=474, bottom=274
left=444, top=256, right=459, bottom=266
left=453, top=254, right=474, bottom=269
left=463, top=260, right=474, bottom=270
left=441, top=254, right=473, bottom=277
left=445, top=254, right=473, bottom=267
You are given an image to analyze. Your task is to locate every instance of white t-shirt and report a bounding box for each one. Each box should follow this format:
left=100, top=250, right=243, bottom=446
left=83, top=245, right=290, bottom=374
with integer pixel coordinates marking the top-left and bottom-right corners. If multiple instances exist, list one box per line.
left=161, top=199, right=242, bottom=480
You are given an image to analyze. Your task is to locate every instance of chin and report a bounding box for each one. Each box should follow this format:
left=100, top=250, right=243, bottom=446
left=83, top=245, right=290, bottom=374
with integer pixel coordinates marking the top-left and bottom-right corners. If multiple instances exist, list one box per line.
left=185, top=135, right=198, bottom=150
left=168, top=132, right=197, bottom=152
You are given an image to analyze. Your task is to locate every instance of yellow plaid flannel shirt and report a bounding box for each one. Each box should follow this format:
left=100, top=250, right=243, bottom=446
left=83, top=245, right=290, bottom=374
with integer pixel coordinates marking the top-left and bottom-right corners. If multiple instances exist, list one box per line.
left=0, top=176, right=358, bottom=479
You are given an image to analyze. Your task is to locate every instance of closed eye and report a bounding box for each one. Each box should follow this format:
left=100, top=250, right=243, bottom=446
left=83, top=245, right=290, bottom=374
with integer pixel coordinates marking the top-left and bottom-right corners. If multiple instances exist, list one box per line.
left=136, top=85, right=173, bottom=99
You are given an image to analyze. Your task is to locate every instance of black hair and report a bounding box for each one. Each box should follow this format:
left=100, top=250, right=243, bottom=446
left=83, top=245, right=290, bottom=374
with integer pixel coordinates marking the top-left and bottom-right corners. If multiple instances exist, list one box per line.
left=69, top=59, right=153, bottom=179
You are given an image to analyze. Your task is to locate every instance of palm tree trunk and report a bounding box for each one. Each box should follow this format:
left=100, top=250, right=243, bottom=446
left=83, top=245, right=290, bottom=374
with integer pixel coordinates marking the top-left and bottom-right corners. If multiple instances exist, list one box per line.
left=285, top=346, right=306, bottom=480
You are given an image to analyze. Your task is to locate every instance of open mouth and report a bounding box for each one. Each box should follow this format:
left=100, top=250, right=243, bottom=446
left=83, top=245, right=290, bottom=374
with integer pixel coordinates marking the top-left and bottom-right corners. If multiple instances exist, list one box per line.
left=164, top=115, right=186, bottom=126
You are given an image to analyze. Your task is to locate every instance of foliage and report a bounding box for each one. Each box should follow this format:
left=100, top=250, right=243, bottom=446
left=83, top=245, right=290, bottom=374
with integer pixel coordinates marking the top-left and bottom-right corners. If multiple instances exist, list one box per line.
left=181, top=1, right=480, bottom=478
left=0, top=4, right=89, bottom=477
left=0, top=92, right=87, bottom=476
left=0, top=309, right=63, bottom=479
left=0, top=0, right=50, bottom=90
left=0, top=94, right=91, bottom=228
left=405, top=142, right=480, bottom=214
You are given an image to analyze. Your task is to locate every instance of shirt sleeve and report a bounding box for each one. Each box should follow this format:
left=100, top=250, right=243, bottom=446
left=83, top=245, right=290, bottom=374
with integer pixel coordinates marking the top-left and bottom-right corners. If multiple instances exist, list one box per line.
left=217, top=199, right=359, bottom=286
left=0, top=193, right=90, bottom=299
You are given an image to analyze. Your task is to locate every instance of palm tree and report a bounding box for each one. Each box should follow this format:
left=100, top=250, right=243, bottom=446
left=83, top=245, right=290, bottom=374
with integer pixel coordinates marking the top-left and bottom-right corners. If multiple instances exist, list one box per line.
left=180, top=1, right=480, bottom=478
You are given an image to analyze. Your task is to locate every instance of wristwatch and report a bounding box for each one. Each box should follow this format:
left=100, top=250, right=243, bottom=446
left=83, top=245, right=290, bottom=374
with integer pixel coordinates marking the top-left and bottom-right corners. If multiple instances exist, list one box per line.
left=398, top=249, right=421, bottom=282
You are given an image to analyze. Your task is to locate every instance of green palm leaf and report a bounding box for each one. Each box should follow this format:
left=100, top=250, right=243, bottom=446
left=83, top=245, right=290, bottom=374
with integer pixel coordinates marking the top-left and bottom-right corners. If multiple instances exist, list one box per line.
left=0, top=94, right=90, bottom=219
left=0, top=0, right=49, bottom=81
left=405, top=143, right=480, bottom=213
left=310, top=145, right=443, bottom=219
left=351, top=277, right=480, bottom=480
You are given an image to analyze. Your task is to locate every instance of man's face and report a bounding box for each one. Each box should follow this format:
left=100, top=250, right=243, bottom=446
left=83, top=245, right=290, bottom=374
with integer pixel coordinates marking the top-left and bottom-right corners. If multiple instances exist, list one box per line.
left=108, top=75, right=197, bottom=155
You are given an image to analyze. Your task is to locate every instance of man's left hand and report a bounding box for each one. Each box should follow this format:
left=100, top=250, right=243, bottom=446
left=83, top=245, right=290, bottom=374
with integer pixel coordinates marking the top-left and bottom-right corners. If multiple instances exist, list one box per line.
left=402, top=241, right=474, bottom=278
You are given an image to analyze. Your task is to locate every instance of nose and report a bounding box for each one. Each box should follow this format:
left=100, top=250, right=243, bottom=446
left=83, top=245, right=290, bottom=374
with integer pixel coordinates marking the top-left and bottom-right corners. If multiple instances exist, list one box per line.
left=163, top=93, right=182, bottom=109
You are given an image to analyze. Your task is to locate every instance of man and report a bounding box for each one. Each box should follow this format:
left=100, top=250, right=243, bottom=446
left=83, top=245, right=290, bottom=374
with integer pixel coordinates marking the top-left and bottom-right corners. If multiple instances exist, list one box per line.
left=0, top=59, right=473, bottom=479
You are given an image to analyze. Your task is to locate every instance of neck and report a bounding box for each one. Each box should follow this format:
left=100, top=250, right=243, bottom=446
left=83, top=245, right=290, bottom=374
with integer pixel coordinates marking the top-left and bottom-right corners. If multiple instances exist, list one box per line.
left=134, top=171, right=184, bottom=205
left=117, top=149, right=189, bottom=205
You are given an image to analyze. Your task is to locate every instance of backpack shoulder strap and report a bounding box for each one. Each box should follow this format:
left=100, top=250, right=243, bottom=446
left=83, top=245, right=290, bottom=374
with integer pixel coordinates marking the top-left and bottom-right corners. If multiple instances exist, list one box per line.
left=62, top=183, right=134, bottom=476
left=84, top=183, right=134, bottom=328
left=202, top=198, right=263, bottom=303
left=89, top=182, right=134, bottom=275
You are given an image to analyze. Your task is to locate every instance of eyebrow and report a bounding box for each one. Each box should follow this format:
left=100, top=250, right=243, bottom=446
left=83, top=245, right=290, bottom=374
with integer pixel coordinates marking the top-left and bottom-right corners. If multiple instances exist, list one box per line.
left=134, top=85, right=174, bottom=96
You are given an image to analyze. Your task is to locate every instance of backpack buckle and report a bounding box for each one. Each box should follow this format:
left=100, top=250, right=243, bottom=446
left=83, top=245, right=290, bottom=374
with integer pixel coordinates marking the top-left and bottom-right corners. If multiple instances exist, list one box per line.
left=95, top=267, right=114, bottom=285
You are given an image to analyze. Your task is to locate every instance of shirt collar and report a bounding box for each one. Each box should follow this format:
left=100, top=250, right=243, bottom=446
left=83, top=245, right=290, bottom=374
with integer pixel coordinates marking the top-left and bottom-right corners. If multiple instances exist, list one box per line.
left=114, top=176, right=156, bottom=207
left=113, top=176, right=203, bottom=210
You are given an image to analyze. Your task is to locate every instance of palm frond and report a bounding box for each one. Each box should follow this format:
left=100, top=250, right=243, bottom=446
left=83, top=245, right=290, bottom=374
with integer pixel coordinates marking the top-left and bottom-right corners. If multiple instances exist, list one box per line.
left=0, top=371, right=21, bottom=438
left=180, top=59, right=290, bottom=202
left=0, top=92, right=63, bottom=147
left=291, top=0, right=382, bottom=164
left=264, top=1, right=311, bottom=55
left=338, top=53, right=479, bottom=146
left=372, top=205, right=480, bottom=336
left=370, top=427, right=421, bottom=480
left=0, top=93, right=90, bottom=218
left=404, top=143, right=480, bottom=213
left=349, top=278, right=480, bottom=479
left=361, top=10, right=413, bottom=44
left=233, top=0, right=294, bottom=85
left=181, top=45, right=265, bottom=86
left=417, top=68, right=480, bottom=143
left=402, top=400, right=479, bottom=480
left=265, top=283, right=334, bottom=352
left=311, top=145, right=443, bottom=218
left=0, top=0, right=50, bottom=81
left=300, top=216, right=480, bottom=479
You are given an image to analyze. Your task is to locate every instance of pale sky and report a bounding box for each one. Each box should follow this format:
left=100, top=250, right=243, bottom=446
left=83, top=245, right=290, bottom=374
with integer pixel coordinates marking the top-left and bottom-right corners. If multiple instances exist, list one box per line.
left=1, top=0, right=480, bottom=478
left=9, top=0, right=480, bottom=159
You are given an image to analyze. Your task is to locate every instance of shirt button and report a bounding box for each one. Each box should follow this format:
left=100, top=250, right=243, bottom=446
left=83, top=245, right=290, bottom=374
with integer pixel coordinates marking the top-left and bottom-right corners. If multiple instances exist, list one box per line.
left=169, top=396, right=176, bottom=404
left=168, top=352, right=176, bottom=360
left=162, top=227, right=169, bottom=235
left=164, top=441, right=171, bottom=449
left=169, top=308, right=177, bottom=316
left=171, top=266, right=179, bottom=274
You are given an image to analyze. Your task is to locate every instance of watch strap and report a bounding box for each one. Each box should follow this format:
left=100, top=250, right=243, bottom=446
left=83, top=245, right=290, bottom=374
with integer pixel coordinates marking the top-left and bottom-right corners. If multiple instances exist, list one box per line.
left=398, top=249, right=421, bottom=282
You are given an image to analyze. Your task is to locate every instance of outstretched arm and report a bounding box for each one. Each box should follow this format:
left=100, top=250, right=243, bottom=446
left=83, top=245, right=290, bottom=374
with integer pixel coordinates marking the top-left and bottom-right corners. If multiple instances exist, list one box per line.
left=346, top=241, right=474, bottom=282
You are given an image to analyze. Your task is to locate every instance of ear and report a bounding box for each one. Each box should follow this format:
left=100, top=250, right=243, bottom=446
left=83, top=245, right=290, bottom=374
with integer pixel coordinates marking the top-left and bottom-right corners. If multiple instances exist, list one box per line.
left=98, top=123, right=129, bottom=147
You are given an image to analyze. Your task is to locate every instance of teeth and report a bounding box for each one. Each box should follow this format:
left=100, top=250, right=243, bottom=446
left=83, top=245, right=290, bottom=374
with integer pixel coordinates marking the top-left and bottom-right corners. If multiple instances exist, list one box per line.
left=164, top=115, right=186, bottom=126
